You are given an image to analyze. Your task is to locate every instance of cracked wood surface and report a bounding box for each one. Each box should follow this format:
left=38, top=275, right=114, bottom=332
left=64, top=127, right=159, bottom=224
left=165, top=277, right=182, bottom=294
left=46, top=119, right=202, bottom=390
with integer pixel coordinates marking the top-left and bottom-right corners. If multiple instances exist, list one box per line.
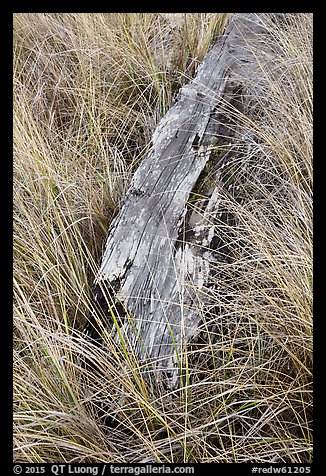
left=88, top=13, right=271, bottom=388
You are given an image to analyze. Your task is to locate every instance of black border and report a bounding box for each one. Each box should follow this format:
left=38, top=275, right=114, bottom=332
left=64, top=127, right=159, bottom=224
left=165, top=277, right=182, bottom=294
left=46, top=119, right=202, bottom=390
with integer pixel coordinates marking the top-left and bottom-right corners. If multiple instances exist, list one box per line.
left=4, top=5, right=14, bottom=475
left=5, top=1, right=318, bottom=13
left=6, top=2, right=320, bottom=472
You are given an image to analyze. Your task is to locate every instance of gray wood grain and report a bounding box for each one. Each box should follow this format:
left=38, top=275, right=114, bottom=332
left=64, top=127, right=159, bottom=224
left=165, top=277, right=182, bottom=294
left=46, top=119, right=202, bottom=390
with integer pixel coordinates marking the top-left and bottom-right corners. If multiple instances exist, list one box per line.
left=88, top=13, right=272, bottom=388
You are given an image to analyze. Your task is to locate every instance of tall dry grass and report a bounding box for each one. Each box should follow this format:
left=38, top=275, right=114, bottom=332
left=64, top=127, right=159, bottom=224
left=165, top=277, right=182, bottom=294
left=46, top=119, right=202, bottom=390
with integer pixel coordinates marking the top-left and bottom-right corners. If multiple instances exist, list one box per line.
left=13, top=13, right=312, bottom=463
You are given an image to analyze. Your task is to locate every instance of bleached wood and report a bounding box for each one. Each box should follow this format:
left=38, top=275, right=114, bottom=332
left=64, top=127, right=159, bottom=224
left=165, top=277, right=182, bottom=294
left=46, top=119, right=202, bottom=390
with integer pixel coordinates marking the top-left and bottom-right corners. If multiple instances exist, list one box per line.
left=88, top=13, right=271, bottom=388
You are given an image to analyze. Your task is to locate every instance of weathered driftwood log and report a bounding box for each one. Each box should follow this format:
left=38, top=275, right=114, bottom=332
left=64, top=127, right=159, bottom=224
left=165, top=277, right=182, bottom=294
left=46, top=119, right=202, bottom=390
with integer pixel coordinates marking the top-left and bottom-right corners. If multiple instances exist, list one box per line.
left=86, top=13, right=272, bottom=389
